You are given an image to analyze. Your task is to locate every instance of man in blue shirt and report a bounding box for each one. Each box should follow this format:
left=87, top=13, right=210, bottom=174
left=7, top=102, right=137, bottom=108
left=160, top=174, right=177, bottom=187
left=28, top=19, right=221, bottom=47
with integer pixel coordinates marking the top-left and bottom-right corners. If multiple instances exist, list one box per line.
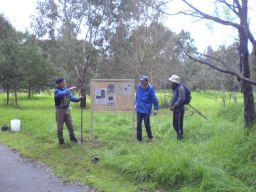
left=54, top=77, right=81, bottom=145
left=135, top=76, right=159, bottom=142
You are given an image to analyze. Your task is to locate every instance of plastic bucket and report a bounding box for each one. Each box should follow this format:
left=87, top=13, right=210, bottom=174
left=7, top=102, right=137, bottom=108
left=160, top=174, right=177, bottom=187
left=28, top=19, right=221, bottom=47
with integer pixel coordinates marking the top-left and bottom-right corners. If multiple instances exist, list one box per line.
left=11, top=119, right=21, bottom=132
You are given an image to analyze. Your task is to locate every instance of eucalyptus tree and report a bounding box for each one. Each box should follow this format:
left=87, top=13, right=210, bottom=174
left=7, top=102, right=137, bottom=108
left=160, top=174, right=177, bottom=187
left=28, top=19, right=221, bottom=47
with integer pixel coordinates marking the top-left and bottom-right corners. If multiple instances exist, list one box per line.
left=148, top=0, right=256, bottom=127
left=107, top=22, right=195, bottom=87
left=32, top=0, right=164, bottom=97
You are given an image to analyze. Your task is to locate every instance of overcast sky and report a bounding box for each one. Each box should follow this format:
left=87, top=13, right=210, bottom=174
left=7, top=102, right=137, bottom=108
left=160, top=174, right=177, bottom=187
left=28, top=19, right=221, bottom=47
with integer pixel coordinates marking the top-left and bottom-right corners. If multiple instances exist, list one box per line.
left=0, top=0, right=255, bottom=51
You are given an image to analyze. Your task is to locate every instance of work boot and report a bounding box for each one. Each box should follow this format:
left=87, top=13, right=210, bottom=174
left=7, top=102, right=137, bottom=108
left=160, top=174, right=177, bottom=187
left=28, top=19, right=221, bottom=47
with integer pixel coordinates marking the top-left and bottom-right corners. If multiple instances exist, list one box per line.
left=59, top=139, right=64, bottom=145
left=177, top=135, right=183, bottom=141
left=70, top=135, right=78, bottom=143
left=177, top=134, right=183, bottom=141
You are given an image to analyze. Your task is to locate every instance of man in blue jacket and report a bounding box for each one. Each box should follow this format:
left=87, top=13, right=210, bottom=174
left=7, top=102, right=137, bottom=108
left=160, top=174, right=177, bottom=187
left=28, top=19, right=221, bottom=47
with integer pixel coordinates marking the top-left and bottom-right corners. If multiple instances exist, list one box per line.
left=169, top=75, right=185, bottom=140
left=54, top=77, right=81, bottom=145
left=135, top=76, right=159, bottom=142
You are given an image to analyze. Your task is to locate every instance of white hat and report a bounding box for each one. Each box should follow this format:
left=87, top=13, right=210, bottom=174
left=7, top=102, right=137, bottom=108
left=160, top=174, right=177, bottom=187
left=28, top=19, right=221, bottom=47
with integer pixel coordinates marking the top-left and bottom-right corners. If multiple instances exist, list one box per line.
left=168, top=75, right=180, bottom=83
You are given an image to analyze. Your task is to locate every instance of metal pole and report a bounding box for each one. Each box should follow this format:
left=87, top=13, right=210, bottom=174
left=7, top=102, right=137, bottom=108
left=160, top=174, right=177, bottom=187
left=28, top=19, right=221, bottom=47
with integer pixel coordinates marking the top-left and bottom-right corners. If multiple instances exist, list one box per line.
left=188, top=104, right=208, bottom=120
left=80, top=97, right=86, bottom=144
left=90, top=102, right=93, bottom=142
left=90, top=81, right=94, bottom=142
left=80, top=108, right=83, bottom=143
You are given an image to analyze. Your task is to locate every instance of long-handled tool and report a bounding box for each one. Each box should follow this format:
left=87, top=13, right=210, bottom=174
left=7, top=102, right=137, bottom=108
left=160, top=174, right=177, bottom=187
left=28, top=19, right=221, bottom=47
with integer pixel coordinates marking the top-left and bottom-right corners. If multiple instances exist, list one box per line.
left=188, top=104, right=208, bottom=120
left=80, top=97, right=86, bottom=143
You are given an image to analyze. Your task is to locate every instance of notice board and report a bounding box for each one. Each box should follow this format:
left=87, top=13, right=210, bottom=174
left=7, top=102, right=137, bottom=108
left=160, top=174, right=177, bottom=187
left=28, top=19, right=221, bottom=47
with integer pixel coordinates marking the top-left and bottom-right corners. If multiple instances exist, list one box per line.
left=90, top=79, right=135, bottom=112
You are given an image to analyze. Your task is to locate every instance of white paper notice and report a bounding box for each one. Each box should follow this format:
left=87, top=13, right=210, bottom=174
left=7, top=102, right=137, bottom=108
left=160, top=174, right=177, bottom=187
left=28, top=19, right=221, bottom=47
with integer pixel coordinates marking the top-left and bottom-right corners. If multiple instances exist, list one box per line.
left=117, top=84, right=132, bottom=95
left=95, top=88, right=106, bottom=104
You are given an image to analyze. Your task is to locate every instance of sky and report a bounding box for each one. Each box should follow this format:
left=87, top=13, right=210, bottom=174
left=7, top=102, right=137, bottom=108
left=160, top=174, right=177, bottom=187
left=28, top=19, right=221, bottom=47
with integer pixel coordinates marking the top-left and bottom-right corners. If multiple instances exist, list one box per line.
left=0, top=0, right=255, bottom=51
left=0, top=0, right=37, bottom=32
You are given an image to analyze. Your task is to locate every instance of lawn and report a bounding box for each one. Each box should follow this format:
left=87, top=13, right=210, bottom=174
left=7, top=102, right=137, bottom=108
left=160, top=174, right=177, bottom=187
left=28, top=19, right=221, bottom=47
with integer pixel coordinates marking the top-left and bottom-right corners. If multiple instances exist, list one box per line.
left=0, top=91, right=256, bottom=192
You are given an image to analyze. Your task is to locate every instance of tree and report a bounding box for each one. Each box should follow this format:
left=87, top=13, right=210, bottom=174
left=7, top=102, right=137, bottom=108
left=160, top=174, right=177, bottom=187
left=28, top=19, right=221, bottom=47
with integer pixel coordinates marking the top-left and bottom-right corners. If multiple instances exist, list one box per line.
left=32, top=0, right=165, bottom=96
left=19, top=34, right=55, bottom=98
left=0, top=15, right=23, bottom=106
left=152, top=0, right=256, bottom=127
left=107, top=22, right=194, bottom=87
left=0, top=15, right=55, bottom=105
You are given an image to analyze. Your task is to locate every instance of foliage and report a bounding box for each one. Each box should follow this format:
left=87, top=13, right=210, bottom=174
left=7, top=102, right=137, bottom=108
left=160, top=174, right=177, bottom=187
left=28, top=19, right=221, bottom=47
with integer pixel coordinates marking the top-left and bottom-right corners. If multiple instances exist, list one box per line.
left=19, top=34, right=55, bottom=95
left=0, top=15, right=22, bottom=92
left=0, top=15, right=55, bottom=104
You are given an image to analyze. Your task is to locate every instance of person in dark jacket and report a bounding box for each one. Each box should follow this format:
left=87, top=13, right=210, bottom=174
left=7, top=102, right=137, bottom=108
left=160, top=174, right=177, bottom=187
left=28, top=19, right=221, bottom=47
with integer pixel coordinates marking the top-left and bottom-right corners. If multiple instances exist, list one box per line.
left=168, top=75, right=186, bottom=140
left=135, top=76, right=159, bottom=142
left=54, top=77, right=81, bottom=145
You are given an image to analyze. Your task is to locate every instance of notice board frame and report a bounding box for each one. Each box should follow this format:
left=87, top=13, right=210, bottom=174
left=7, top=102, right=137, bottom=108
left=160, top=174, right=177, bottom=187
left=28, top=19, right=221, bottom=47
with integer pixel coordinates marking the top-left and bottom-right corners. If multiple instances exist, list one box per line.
left=89, top=79, right=135, bottom=140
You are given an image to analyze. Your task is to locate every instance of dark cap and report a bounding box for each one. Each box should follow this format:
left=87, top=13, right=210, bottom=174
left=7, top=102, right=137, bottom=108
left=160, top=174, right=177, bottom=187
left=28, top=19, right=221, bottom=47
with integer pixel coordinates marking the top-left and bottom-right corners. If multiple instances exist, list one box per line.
left=55, top=77, right=65, bottom=84
left=140, top=75, right=149, bottom=82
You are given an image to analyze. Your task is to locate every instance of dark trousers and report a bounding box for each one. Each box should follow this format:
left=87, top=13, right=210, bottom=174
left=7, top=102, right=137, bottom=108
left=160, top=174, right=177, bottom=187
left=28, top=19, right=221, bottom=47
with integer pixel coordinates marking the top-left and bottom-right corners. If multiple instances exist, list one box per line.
left=137, top=112, right=153, bottom=141
left=173, top=110, right=184, bottom=140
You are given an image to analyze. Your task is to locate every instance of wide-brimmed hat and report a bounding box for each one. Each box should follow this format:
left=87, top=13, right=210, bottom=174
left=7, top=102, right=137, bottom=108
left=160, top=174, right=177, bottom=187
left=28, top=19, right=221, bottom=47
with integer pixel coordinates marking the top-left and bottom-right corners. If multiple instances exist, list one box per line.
left=168, top=75, right=180, bottom=83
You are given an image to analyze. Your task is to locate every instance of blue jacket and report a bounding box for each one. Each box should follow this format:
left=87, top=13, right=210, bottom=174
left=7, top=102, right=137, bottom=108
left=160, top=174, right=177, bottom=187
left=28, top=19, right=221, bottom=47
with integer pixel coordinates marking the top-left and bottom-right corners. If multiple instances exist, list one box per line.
left=54, top=87, right=80, bottom=109
left=136, top=83, right=159, bottom=114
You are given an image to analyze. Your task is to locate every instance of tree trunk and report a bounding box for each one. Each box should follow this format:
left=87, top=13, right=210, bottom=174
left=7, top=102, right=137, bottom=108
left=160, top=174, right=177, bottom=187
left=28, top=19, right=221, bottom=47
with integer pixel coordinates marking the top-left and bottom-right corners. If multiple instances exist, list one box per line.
left=28, top=82, right=32, bottom=99
left=6, top=88, right=9, bottom=105
left=14, top=84, right=18, bottom=107
left=243, top=83, right=255, bottom=127
left=240, top=0, right=256, bottom=128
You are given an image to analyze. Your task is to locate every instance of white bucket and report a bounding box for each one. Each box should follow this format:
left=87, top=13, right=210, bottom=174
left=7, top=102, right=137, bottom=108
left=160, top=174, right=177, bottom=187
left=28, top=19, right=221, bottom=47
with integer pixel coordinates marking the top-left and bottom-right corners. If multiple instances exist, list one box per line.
left=11, top=119, right=21, bottom=132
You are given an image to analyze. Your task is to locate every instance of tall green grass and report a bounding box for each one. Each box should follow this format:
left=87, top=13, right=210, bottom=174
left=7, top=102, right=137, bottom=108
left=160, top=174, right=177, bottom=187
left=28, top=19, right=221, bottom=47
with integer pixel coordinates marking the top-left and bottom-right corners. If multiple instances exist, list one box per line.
left=0, top=91, right=256, bottom=191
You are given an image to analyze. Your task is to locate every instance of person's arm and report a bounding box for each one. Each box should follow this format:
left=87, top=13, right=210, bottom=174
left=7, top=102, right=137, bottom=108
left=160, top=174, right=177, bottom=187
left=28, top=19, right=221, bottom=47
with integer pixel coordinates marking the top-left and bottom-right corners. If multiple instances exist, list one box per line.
left=54, top=88, right=70, bottom=98
left=150, top=87, right=159, bottom=111
left=173, top=86, right=185, bottom=107
left=135, top=85, right=139, bottom=109
left=69, top=91, right=81, bottom=102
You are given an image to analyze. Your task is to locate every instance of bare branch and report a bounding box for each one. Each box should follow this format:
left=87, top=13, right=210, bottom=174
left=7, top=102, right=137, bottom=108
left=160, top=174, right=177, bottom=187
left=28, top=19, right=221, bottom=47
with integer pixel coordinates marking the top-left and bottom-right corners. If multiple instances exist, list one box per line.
left=248, top=29, right=256, bottom=53
left=142, top=0, right=241, bottom=30
left=181, top=48, right=256, bottom=86
left=217, top=0, right=239, bottom=16
left=181, top=0, right=241, bottom=29
left=194, top=51, right=233, bottom=71
left=233, top=0, right=242, bottom=11
left=141, top=0, right=182, bottom=16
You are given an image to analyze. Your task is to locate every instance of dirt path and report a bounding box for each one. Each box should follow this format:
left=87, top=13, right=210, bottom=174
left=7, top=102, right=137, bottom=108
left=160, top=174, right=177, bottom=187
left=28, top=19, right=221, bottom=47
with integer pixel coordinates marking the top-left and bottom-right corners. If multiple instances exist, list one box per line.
left=0, top=144, right=91, bottom=192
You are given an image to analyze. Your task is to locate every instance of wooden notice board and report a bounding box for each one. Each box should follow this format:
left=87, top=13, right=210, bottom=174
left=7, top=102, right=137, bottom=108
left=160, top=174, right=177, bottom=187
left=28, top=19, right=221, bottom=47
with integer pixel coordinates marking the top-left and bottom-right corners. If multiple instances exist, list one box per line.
left=90, top=79, right=135, bottom=112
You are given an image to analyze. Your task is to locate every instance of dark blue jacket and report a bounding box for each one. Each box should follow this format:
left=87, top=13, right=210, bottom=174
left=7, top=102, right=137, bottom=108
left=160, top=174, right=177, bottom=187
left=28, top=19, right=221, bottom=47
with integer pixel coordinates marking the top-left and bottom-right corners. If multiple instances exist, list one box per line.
left=136, top=83, right=159, bottom=114
left=54, top=87, right=80, bottom=109
left=171, top=84, right=185, bottom=112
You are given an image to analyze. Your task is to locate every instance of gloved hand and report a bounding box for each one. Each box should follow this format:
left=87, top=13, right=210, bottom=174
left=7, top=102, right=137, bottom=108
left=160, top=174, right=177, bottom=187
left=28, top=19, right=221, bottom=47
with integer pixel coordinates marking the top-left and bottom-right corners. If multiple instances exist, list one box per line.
left=153, top=110, right=158, bottom=116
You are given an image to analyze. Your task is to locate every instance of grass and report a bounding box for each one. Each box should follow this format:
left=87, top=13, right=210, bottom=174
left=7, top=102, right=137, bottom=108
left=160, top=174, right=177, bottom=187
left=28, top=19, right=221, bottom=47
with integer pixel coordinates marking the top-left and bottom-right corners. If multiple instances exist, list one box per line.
left=0, top=91, right=256, bottom=192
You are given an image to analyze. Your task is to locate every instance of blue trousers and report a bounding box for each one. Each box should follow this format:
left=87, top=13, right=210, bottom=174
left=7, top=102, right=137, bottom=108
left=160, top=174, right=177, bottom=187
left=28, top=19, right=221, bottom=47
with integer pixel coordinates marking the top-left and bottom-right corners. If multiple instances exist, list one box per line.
left=173, top=110, right=184, bottom=140
left=137, top=112, right=153, bottom=141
